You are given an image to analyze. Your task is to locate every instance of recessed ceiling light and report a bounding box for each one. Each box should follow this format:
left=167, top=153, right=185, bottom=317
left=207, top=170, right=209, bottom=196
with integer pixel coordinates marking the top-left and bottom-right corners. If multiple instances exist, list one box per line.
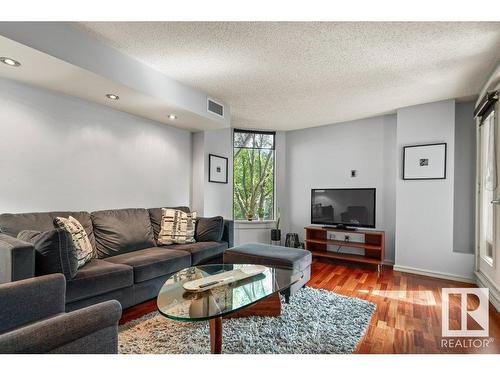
left=168, top=114, right=177, bottom=120
left=0, top=57, right=21, bottom=67
left=105, top=94, right=119, bottom=100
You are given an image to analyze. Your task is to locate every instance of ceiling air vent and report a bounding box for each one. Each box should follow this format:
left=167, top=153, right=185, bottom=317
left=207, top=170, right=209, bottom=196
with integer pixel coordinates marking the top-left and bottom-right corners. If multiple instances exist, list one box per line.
left=207, top=98, right=224, bottom=117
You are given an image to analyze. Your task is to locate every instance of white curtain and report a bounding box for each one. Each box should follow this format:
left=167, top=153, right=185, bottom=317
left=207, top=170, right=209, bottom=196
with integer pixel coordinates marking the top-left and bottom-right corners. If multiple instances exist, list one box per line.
left=485, top=113, right=497, bottom=191
left=482, top=113, right=496, bottom=251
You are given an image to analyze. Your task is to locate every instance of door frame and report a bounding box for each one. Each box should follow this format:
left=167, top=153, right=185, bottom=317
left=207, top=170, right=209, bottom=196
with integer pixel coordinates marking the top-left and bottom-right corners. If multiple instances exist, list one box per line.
left=475, top=102, right=499, bottom=272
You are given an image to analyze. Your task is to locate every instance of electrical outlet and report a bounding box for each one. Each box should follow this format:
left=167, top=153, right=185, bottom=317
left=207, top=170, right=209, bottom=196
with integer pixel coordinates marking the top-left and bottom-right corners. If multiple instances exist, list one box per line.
left=351, top=170, right=357, bottom=177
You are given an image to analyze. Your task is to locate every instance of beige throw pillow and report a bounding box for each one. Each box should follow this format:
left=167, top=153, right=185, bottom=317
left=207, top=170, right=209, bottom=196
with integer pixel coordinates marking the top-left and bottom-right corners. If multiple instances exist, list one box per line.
left=158, top=208, right=197, bottom=245
left=54, top=216, right=94, bottom=268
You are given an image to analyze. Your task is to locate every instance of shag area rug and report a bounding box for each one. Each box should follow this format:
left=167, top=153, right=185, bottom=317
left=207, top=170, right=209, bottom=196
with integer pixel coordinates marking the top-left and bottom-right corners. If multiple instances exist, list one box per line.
left=119, top=287, right=375, bottom=354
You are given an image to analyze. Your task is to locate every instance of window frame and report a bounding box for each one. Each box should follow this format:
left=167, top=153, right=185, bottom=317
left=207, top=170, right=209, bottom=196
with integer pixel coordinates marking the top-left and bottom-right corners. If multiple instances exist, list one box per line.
left=232, top=129, right=276, bottom=222
left=478, top=110, right=496, bottom=267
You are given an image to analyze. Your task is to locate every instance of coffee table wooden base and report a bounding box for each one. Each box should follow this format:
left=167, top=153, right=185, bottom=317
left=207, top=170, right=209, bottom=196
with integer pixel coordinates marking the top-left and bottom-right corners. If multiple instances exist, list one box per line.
left=209, top=317, right=222, bottom=354
left=208, top=292, right=282, bottom=354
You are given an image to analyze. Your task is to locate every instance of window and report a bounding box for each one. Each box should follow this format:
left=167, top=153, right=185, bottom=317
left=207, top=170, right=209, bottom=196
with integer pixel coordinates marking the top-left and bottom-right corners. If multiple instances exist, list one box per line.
left=233, top=129, right=275, bottom=221
left=479, top=111, right=496, bottom=264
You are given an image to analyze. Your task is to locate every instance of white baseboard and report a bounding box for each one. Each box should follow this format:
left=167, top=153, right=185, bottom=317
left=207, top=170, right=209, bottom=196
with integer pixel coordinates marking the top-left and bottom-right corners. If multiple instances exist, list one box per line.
left=475, top=271, right=500, bottom=313
left=393, top=264, right=475, bottom=284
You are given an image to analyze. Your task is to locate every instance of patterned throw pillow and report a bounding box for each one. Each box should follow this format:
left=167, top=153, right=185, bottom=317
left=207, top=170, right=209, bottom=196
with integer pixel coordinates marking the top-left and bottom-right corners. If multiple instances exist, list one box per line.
left=54, top=216, right=94, bottom=268
left=158, top=208, right=197, bottom=245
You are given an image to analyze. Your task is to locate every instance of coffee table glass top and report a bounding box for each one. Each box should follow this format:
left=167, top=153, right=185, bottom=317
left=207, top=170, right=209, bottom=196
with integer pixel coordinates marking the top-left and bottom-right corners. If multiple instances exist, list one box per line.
left=157, top=264, right=302, bottom=322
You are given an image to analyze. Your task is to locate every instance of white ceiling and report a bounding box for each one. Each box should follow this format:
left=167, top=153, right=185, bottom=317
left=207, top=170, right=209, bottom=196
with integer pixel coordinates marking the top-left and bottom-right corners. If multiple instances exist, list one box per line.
left=76, top=22, right=500, bottom=131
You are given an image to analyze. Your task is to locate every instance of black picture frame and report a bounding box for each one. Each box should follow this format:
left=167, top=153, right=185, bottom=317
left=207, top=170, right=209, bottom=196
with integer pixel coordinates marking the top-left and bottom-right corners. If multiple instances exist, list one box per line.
left=208, top=154, right=228, bottom=184
left=402, top=142, right=447, bottom=180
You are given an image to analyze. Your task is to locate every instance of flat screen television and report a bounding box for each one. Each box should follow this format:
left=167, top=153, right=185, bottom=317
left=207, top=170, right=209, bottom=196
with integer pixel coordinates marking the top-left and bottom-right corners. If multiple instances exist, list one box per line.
left=311, top=188, right=376, bottom=228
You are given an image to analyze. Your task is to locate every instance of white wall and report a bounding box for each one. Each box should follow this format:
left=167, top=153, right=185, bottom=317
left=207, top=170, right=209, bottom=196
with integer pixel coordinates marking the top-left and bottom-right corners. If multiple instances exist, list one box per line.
left=191, top=127, right=234, bottom=219
left=191, top=128, right=233, bottom=219
left=0, top=78, right=192, bottom=213
left=203, top=128, right=233, bottom=218
left=191, top=132, right=205, bottom=214
left=234, top=222, right=276, bottom=246
left=286, top=115, right=397, bottom=263
left=395, top=99, right=475, bottom=280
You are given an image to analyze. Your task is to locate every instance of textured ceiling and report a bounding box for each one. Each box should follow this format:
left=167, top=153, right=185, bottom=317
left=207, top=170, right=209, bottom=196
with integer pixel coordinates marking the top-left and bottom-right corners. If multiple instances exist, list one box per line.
left=76, top=22, right=500, bottom=131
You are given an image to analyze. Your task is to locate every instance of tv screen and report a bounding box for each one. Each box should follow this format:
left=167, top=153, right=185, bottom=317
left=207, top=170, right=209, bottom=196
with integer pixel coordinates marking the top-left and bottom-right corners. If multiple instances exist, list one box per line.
left=311, top=188, right=376, bottom=228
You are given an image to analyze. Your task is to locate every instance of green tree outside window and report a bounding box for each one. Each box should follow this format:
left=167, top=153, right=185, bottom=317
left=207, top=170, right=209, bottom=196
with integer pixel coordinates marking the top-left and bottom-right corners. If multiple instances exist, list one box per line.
left=233, top=130, right=275, bottom=221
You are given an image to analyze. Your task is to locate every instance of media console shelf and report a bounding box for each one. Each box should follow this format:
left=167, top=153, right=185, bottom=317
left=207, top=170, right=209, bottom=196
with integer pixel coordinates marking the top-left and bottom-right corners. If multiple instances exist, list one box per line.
left=304, top=226, right=385, bottom=271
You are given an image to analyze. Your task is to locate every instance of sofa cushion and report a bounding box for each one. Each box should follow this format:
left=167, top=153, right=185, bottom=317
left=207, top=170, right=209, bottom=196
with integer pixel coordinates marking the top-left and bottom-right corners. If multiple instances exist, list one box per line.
left=168, top=241, right=227, bottom=265
left=91, top=208, right=155, bottom=258
left=0, top=211, right=96, bottom=252
left=223, top=243, right=312, bottom=271
left=195, top=216, right=224, bottom=242
left=53, top=216, right=94, bottom=268
left=148, top=207, right=190, bottom=244
left=66, top=259, right=133, bottom=303
left=17, top=229, right=78, bottom=280
left=105, top=247, right=191, bottom=283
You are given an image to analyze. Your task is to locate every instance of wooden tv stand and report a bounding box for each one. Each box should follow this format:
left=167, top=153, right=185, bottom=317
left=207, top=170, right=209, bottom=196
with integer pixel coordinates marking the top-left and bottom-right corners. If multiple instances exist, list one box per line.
left=304, top=226, right=385, bottom=271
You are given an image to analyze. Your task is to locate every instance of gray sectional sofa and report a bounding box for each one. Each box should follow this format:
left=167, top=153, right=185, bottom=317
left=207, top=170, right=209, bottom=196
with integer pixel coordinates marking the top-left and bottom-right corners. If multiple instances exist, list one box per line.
left=0, top=207, right=233, bottom=311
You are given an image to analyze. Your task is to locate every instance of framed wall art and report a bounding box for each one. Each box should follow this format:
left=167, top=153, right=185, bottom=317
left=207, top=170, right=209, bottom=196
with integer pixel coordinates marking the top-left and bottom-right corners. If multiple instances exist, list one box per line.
left=208, top=154, right=228, bottom=183
left=403, top=143, right=447, bottom=180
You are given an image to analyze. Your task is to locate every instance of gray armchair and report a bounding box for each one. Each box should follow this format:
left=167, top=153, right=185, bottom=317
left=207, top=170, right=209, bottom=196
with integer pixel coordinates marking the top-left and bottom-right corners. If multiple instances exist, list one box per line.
left=0, top=274, right=122, bottom=354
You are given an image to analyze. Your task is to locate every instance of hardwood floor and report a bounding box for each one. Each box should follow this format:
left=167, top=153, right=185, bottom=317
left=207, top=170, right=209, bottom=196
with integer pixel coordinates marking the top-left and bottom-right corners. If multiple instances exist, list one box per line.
left=308, top=259, right=499, bottom=354
left=120, top=259, right=500, bottom=354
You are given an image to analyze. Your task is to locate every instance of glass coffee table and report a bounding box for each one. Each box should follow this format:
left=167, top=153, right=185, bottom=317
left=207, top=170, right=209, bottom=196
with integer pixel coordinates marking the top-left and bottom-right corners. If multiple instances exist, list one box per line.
left=157, top=264, right=303, bottom=354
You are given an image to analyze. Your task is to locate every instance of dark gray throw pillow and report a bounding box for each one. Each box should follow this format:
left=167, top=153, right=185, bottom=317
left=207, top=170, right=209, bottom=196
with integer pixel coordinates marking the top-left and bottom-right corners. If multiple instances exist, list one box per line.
left=195, top=216, right=224, bottom=242
left=17, top=228, right=78, bottom=280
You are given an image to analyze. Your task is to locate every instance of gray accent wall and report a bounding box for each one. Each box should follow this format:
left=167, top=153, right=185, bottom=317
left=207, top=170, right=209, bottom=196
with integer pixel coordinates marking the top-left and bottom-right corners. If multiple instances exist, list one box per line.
left=0, top=78, right=192, bottom=213
left=453, top=101, right=476, bottom=254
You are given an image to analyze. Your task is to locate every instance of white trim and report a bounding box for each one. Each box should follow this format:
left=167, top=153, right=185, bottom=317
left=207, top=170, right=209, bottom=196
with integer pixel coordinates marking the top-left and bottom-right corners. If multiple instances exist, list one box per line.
left=234, top=221, right=275, bottom=230
left=234, top=220, right=276, bottom=224
left=475, top=114, right=481, bottom=273
left=481, top=254, right=494, bottom=267
left=393, top=264, right=475, bottom=284
left=475, top=270, right=500, bottom=312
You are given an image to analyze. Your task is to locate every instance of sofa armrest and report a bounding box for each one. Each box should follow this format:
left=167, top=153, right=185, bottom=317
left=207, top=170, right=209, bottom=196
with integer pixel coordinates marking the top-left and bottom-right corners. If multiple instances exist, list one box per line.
left=222, top=220, right=234, bottom=248
left=0, top=233, right=35, bottom=283
left=0, top=274, right=66, bottom=334
left=0, top=299, right=122, bottom=353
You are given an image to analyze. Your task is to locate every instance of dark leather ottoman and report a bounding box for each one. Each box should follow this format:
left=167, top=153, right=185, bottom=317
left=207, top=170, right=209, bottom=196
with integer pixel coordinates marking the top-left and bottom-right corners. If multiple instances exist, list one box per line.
left=223, top=243, right=312, bottom=302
